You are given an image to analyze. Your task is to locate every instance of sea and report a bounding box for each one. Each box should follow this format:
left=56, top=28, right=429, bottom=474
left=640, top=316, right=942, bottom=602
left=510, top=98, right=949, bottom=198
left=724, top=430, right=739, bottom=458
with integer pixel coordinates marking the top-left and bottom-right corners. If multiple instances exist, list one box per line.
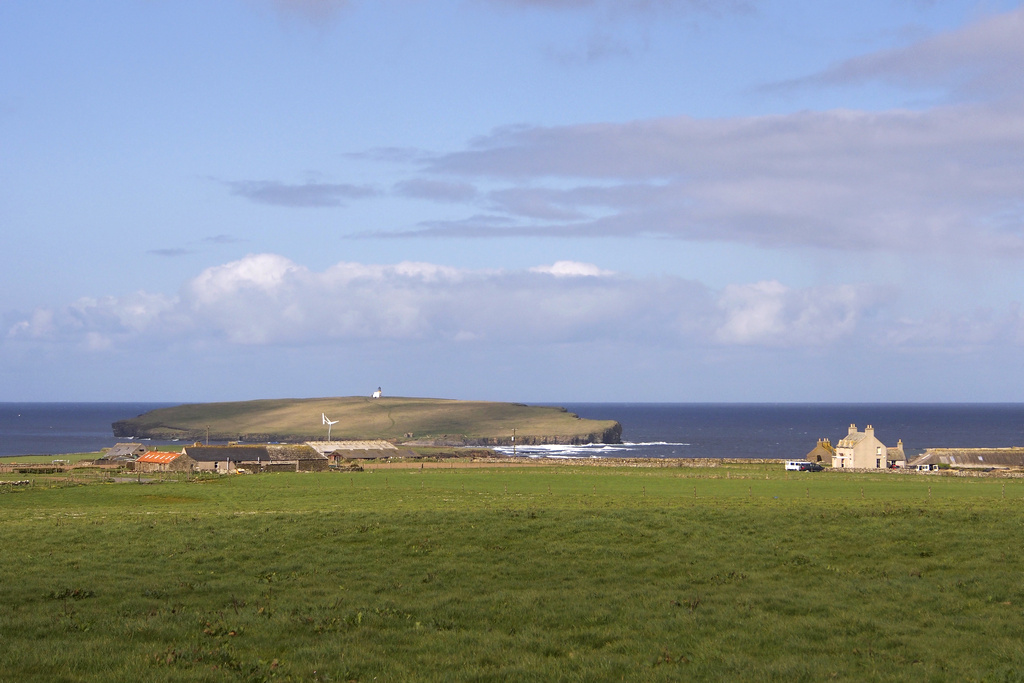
left=1, top=402, right=1023, bottom=460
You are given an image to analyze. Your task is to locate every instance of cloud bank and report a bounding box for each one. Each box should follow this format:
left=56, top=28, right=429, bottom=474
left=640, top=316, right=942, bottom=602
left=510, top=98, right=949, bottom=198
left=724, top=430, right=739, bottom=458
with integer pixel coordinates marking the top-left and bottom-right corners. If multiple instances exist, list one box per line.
left=778, top=6, right=1024, bottom=100
left=6, top=254, right=908, bottom=352
left=332, top=6, right=1023, bottom=257
left=10, top=253, right=1024, bottom=356
left=404, top=102, right=1024, bottom=255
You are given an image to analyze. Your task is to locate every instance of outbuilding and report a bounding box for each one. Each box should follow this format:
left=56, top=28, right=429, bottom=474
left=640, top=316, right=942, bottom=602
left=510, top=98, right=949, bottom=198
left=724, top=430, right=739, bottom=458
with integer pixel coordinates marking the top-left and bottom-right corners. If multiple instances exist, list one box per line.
left=94, top=442, right=148, bottom=466
left=804, top=438, right=835, bottom=464
left=134, top=450, right=196, bottom=473
left=183, top=444, right=328, bottom=473
left=908, top=448, right=1024, bottom=471
left=307, top=440, right=416, bottom=464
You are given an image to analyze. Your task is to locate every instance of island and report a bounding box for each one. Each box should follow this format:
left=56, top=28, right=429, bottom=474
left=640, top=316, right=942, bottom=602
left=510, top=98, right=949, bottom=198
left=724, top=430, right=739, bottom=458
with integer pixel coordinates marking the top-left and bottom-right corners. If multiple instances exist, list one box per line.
left=112, top=396, right=622, bottom=446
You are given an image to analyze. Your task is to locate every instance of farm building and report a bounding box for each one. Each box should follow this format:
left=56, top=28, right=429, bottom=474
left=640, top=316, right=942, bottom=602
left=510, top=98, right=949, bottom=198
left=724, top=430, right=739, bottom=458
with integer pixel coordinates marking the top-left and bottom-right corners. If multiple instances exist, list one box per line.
left=833, top=424, right=905, bottom=469
left=134, top=450, right=196, bottom=473
left=887, top=441, right=907, bottom=468
left=307, top=440, right=417, bottom=464
left=94, top=443, right=148, bottom=465
left=908, top=448, right=1024, bottom=471
left=804, top=438, right=835, bottom=463
left=183, top=444, right=328, bottom=473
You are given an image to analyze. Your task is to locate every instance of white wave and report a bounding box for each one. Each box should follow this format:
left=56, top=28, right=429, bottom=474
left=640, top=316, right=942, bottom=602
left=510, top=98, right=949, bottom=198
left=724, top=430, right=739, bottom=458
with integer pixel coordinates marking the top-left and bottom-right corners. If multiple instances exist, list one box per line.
left=494, top=441, right=690, bottom=458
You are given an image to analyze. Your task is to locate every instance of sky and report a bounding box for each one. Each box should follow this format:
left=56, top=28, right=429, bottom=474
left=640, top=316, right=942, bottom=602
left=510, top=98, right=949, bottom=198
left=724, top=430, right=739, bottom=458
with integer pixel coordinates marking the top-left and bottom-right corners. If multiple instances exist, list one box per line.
left=2, top=0, right=1024, bottom=403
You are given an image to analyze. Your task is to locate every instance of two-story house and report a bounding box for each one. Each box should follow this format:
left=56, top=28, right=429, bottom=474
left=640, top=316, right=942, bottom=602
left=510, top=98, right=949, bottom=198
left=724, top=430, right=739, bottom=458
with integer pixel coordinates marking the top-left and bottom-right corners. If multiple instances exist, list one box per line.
left=833, top=423, right=889, bottom=469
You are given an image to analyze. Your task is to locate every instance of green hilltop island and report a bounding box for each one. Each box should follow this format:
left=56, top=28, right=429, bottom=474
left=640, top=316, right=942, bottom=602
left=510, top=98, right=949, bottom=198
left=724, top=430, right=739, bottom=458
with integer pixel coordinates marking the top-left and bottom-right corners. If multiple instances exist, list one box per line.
left=112, top=394, right=622, bottom=447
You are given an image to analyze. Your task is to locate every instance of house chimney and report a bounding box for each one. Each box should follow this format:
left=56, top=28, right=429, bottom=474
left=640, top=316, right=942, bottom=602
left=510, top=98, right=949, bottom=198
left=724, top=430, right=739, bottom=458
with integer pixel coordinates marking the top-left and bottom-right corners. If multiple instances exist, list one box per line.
left=848, top=423, right=857, bottom=435
left=865, top=425, right=874, bottom=435
left=897, top=439, right=903, bottom=450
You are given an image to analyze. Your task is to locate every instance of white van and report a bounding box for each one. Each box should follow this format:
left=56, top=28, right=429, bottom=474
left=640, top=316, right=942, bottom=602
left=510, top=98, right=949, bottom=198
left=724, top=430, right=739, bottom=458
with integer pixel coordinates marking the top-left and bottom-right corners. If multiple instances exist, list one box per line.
left=785, top=460, right=811, bottom=471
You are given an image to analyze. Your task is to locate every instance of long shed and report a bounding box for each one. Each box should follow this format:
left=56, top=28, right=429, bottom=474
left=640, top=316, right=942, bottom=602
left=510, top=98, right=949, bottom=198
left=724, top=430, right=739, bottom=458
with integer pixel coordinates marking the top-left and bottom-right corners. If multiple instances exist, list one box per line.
left=183, top=445, right=328, bottom=473
left=908, top=448, right=1024, bottom=471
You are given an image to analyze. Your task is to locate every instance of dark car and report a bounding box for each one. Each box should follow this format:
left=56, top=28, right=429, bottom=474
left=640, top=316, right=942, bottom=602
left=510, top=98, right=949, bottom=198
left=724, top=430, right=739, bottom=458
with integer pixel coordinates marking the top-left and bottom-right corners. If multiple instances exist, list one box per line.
left=799, top=462, right=824, bottom=472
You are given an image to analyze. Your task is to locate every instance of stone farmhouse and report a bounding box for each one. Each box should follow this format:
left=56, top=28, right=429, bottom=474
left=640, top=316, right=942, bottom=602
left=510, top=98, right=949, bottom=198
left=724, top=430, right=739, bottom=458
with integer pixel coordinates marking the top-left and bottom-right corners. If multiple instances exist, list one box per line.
left=134, top=450, right=197, bottom=473
left=833, top=424, right=906, bottom=469
left=804, top=438, right=835, bottom=463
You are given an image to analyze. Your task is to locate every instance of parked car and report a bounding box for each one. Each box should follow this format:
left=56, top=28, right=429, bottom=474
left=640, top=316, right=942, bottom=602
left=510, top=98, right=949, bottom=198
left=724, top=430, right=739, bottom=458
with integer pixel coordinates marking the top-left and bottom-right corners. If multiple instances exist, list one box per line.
left=798, top=462, right=824, bottom=472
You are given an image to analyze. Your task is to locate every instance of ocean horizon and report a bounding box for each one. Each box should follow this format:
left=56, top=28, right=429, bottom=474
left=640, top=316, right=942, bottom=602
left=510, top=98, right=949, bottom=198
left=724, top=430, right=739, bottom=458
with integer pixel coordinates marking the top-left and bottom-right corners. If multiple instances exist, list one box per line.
left=2, top=401, right=1023, bottom=460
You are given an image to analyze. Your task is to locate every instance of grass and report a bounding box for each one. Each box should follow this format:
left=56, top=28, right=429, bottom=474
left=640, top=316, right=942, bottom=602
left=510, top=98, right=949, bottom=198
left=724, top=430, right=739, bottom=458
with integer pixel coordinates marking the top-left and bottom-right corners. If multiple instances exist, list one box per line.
left=0, top=451, right=106, bottom=464
left=2, top=465, right=1024, bottom=681
left=111, top=396, right=621, bottom=444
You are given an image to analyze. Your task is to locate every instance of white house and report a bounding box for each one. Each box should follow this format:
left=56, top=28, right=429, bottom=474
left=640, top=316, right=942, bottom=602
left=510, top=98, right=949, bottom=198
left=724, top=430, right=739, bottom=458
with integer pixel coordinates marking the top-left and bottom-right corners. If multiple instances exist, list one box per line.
left=372, top=387, right=382, bottom=399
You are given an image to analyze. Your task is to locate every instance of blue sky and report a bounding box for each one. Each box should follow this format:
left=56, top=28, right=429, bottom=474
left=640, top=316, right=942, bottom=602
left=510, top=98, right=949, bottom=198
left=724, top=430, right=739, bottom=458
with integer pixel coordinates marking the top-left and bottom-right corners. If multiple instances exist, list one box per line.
left=2, top=0, right=1024, bottom=402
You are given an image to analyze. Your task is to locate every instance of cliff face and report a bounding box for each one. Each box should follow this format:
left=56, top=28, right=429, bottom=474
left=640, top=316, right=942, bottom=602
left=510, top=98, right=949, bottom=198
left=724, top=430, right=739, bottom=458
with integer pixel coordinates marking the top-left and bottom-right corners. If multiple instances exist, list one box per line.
left=403, top=422, right=623, bottom=447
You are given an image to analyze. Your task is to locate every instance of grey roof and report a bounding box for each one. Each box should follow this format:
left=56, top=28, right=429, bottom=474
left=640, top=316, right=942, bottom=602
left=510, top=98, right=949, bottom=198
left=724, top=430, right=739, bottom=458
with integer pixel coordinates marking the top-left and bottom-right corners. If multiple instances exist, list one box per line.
left=330, top=448, right=420, bottom=460
left=836, top=433, right=867, bottom=448
left=307, top=440, right=397, bottom=456
left=184, top=445, right=326, bottom=463
left=104, top=443, right=148, bottom=460
left=910, top=448, right=1024, bottom=469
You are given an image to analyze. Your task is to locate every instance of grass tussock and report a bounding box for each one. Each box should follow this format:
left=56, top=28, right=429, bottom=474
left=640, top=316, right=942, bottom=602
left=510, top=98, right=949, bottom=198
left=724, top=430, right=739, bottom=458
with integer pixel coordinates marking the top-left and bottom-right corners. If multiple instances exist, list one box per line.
left=1, top=466, right=1023, bottom=681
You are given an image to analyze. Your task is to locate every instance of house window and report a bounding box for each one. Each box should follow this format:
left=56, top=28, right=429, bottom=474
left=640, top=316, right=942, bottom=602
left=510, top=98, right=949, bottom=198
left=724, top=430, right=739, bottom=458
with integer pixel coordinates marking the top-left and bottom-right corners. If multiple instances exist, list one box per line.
left=876, top=458, right=880, bottom=468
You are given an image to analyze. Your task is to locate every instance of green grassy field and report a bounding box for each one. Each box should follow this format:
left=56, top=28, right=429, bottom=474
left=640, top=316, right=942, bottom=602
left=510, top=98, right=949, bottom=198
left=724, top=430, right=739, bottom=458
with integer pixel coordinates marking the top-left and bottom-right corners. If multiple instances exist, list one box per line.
left=111, top=397, right=622, bottom=445
left=0, top=451, right=106, bottom=465
left=2, top=465, right=1023, bottom=682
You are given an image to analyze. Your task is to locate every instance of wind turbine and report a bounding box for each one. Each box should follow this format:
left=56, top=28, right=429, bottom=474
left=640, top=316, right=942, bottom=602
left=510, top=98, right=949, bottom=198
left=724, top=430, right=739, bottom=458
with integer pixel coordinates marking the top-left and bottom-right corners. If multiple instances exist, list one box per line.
left=322, top=413, right=339, bottom=441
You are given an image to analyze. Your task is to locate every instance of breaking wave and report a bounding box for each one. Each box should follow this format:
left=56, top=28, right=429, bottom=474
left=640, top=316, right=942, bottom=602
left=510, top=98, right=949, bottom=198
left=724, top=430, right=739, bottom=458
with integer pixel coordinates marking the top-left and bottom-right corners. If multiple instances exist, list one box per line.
left=493, top=441, right=692, bottom=459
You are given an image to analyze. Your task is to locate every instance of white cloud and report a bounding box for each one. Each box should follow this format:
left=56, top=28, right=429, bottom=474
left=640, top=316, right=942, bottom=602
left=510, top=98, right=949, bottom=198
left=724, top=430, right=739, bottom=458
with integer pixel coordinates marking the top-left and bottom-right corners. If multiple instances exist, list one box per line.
left=8, top=291, right=177, bottom=347
left=715, top=281, right=868, bottom=346
left=530, top=261, right=614, bottom=277
left=7, top=309, right=56, bottom=340
left=168, top=255, right=656, bottom=345
left=14, top=253, right=1021, bottom=355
